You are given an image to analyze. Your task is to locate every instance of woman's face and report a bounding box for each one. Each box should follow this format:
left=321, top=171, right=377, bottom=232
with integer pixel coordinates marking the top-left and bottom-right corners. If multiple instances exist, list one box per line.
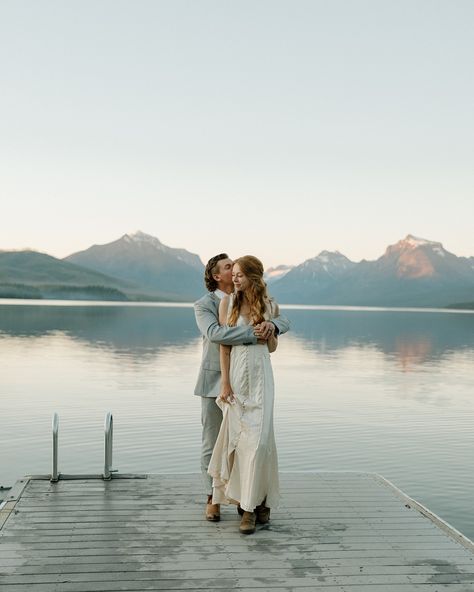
left=232, top=263, right=249, bottom=292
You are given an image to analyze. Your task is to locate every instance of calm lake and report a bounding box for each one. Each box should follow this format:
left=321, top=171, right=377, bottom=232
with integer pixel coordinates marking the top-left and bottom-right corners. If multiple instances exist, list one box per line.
left=0, top=301, right=473, bottom=541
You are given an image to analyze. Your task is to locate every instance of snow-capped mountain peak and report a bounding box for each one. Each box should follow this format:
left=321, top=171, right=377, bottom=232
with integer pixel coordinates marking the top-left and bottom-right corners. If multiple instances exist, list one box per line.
left=125, top=230, right=162, bottom=245
left=386, top=235, right=448, bottom=262
left=121, top=231, right=170, bottom=253
left=295, top=251, right=356, bottom=280
left=315, top=250, right=347, bottom=263
left=264, top=264, right=294, bottom=283
left=302, top=251, right=353, bottom=270
left=403, top=234, right=442, bottom=249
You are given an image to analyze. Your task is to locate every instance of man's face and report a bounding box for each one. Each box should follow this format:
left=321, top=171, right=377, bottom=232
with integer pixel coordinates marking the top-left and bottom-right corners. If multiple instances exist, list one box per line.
left=214, top=258, right=233, bottom=288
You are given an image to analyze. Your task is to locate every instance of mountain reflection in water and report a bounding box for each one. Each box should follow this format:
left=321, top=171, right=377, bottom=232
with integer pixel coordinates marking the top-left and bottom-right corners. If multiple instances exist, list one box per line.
left=1, top=304, right=472, bottom=369
left=285, top=308, right=473, bottom=369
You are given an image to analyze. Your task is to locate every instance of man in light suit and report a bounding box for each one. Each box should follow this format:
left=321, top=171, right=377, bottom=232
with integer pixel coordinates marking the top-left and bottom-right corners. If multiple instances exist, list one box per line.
left=194, top=253, right=290, bottom=521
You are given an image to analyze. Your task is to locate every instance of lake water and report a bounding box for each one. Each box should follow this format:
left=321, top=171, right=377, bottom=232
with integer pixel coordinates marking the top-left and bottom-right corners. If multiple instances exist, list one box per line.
left=0, top=301, right=473, bottom=541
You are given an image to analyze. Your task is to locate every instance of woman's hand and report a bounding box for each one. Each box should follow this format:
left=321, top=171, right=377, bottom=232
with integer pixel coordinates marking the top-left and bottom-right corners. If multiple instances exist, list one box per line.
left=219, top=383, right=235, bottom=404
left=267, top=334, right=278, bottom=353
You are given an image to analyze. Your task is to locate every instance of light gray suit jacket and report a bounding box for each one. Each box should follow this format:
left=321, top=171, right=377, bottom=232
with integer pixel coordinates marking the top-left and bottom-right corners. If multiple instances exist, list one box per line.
left=193, top=291, right=290, bottom=397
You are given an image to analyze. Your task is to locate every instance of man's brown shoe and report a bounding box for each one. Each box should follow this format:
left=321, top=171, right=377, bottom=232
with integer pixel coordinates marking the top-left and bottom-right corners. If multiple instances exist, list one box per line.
left=205, top=495, right=220, bottom=522
left=239, top=511, right=256, bottom=534
left=256, top=503, right=270, bottom=524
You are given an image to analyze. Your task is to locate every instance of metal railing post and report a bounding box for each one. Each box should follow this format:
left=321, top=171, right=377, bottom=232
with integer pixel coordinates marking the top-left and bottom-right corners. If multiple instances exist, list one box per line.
left=51, top=412, right=59, bottom=482
left=103, top=412, right=114, bottom=480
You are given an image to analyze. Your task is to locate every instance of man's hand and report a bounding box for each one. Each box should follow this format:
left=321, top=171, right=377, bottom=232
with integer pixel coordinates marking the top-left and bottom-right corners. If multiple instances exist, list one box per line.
left=219, top=383, right=235, bottom=404
left=254, top=321, right=275, bottom=340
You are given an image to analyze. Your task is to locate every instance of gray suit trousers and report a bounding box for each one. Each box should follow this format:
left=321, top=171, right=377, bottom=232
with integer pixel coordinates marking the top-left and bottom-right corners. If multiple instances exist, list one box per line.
left=201, top=397, right=223, bottom=494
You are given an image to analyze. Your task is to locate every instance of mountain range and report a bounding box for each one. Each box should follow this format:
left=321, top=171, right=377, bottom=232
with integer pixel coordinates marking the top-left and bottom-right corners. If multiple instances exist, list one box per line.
left=269, top=235, right=474, bottom=307
left=64, top=231, right=204, bottom=301
left=0, top=232, right=205, bottom=302
left=0, top=232, right=473, bottom=308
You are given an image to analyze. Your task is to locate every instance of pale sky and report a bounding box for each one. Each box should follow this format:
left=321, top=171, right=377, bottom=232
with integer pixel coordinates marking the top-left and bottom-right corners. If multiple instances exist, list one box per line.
left=1, top=0, right=473, bottom=268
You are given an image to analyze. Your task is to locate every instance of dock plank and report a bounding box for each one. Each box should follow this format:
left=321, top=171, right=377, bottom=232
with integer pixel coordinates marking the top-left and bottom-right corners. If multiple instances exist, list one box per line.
left=1, top=472, right=473, bottom=591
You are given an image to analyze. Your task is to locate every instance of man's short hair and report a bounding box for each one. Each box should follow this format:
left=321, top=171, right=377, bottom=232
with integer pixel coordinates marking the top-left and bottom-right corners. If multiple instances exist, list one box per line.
left=205, top=253, right=229, bottom=292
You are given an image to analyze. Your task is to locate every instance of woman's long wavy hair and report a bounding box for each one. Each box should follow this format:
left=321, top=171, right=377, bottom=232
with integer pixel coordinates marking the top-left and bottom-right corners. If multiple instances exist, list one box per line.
left=228, top=256, right=270, bottom=327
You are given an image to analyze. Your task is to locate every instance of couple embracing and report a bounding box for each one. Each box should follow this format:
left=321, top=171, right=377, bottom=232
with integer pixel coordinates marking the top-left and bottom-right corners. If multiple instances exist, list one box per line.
left=194, top=253, right=290, bottom=534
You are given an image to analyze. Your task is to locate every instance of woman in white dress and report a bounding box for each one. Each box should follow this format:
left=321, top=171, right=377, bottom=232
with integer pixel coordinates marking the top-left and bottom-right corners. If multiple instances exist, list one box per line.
left=208, top=255, right=279, bottom=534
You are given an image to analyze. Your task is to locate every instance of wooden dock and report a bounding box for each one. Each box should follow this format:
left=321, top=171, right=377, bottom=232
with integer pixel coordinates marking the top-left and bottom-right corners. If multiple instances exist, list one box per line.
left=1, top=472, right=474, bottom=591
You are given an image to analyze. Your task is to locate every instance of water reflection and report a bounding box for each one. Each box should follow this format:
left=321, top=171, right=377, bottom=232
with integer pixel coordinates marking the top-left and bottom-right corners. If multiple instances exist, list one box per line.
left=0, top=304, right=198, bottom=361
left=285, top=309, right=474, bottom=370
left=1, top=305, right=473, bottom=370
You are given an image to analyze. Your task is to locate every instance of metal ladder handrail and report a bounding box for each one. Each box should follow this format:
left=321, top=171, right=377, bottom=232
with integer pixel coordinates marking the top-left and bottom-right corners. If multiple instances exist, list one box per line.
left=50, top=412, right=117, bottom=482
left=103, top=412, right=115, bottom=480
left=51, top=412, right=59, bottom=482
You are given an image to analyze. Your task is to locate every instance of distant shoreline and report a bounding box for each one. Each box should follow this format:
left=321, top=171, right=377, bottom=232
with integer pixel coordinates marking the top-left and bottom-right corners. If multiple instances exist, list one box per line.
left=0, top=298, right=473, bottom=314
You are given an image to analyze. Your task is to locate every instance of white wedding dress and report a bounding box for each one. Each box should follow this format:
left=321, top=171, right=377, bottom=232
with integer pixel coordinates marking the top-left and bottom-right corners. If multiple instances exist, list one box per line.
left=208, top=299, right=279, bottom=512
